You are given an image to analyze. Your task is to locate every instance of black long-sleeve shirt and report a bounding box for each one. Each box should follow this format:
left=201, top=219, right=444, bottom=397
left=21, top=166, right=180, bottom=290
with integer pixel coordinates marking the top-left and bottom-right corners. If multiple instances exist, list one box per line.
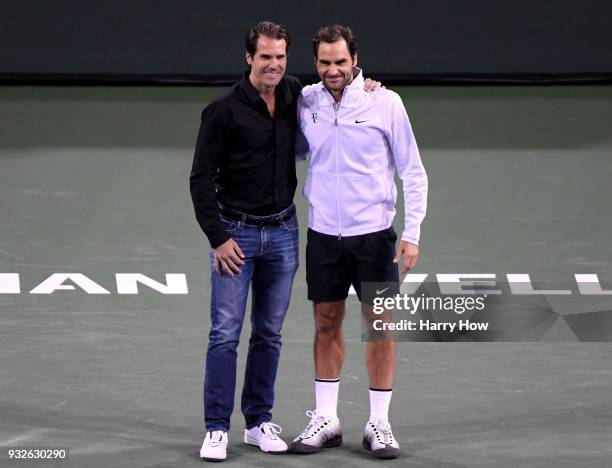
left=190, top=72, right=303, bottom=248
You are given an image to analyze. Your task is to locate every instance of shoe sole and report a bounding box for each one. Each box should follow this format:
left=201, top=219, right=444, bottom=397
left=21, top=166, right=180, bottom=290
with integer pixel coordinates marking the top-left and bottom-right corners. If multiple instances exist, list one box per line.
left=244, top=435, right=288, bottom=454
left=201, top=456, right=226, bottom=462
left=362, top=436, right=400, bottom=459
left=290, top=434, right=343, bottom=454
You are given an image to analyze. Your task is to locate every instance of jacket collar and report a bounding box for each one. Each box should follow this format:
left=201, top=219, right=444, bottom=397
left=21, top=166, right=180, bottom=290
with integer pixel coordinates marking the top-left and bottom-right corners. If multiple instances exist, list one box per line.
left=318, top=67, right=364, bottom=108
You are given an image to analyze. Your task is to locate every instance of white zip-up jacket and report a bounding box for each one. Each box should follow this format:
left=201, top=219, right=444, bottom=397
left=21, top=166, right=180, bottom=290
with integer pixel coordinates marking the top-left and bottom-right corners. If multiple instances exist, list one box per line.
left=298, top=68, right=428, bottom=244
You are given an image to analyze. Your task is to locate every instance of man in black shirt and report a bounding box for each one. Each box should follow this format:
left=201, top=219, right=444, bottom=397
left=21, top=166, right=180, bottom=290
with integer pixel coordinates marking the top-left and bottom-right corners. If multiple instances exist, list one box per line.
left=191, top=22, right=300, bottom=461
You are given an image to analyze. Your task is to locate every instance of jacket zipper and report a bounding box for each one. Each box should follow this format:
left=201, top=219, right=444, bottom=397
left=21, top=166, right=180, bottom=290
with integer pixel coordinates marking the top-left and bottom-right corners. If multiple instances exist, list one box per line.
left=333, top=101, right=342, bottom=239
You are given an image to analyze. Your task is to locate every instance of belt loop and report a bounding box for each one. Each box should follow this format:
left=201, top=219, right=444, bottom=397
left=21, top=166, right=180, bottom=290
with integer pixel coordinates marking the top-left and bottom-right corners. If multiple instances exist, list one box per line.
left=241, top=213, right=247, bottom=224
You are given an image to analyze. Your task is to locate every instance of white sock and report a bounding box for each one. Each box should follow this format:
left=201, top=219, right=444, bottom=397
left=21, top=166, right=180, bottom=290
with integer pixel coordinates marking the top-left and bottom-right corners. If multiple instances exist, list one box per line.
left=315, top=378, right=339, bottom=418
left=369, top=388, right=392, bottom=422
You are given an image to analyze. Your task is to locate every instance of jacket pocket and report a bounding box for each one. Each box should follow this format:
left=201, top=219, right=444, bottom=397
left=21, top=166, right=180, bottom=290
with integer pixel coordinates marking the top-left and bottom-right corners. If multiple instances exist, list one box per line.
left=339, top=173, right=387, bottom=227
left=304, top=169, right=339, bottom=231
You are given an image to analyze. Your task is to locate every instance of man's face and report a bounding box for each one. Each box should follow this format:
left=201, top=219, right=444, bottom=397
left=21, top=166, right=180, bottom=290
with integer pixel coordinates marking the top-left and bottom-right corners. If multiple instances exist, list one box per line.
left=315, top=39, right=357, bottom=93
left=246, top=35, right=287, bottom=90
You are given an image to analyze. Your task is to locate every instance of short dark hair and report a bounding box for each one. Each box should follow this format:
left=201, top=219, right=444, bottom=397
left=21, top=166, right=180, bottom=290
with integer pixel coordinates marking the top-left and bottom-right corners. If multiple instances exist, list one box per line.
left=245, top=21, right=291, bottom=56
left=312, top=24, right=358, bottom=58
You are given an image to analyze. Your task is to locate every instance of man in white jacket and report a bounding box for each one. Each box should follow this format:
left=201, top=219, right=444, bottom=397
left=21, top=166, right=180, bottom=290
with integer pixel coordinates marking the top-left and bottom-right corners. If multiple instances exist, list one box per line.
left=291, top=25, right=428, bottom=459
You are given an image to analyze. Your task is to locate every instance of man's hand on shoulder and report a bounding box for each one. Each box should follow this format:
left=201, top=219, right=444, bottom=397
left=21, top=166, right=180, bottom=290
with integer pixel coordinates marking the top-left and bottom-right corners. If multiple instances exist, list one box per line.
left=213, top=238, right=245, bottom=277
left=393, top=241, right=419, bottom=275
left=363, top=77, right=383, bottom=92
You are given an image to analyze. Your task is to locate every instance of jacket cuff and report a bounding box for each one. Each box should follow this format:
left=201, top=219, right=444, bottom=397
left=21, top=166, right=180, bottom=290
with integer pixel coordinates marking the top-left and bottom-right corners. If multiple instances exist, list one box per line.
left=206, top=230, right=230, bottom=249
left=401, top=233, right=419, bottom=246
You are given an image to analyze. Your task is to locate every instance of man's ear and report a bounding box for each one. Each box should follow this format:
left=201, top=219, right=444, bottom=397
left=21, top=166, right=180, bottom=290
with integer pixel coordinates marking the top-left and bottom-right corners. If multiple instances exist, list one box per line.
left=245, top=52, right=253, bottom=66
left=352, top=54, right=358, bottom=68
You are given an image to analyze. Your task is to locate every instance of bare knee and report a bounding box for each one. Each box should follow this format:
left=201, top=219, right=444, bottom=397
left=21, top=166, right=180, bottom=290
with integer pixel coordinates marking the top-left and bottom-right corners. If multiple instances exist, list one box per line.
left=314, top=301, right=345, bottom=336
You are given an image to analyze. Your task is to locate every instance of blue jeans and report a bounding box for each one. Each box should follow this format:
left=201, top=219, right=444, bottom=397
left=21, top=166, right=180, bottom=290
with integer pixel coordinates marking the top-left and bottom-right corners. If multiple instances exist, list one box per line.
left=204, top=206, right=299, bottom=431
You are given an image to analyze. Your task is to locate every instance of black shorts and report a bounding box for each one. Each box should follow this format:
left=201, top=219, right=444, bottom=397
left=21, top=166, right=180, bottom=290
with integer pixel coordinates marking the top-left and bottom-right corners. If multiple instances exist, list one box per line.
left=306, top=227, right=400, bottom=304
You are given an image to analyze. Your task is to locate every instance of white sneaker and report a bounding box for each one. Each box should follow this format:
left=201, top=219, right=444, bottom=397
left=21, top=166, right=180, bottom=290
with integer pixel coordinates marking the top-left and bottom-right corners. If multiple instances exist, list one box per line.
left=200, top=430, right=228, bottom=462
left=362, top=420, right=400, bottom=459
left=290, top=410, right=342, bottom=454
left=244, top=421, right=288, bottom=453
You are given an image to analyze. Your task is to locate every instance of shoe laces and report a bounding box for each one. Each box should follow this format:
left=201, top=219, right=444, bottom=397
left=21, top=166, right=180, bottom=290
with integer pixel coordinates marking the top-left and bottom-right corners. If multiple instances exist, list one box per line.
left=371, top=420, right=394, bottom=444
left=299, top=410, right=327, bottom=438
left=260, top=422, right=282, bottom=440
left=208, top=430, right=225, bottom=447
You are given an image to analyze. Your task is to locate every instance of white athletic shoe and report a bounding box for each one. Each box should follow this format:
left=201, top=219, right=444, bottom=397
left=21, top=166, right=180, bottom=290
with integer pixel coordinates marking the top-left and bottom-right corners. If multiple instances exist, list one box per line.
left=290, top=410, right=342, bottom=454
left=244, top=421, right=288, bottom=453
left=362, top=419, right=400, bottom=459
left=200, top=430, right=228, bottom=462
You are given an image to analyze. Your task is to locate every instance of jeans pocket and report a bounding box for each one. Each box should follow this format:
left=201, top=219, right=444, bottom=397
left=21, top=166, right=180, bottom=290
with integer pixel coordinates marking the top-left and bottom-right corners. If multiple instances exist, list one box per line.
left=219, top=214, right=239, bottom=233
left=281, top=214, right=299, bottom=231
